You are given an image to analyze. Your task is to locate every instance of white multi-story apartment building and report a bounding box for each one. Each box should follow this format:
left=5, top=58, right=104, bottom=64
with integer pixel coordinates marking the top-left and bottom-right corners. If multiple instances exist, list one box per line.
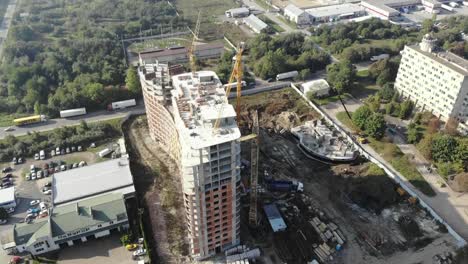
left=138, top=63, right=241, bottom=258
left=395, top=34, right=468, bottom=134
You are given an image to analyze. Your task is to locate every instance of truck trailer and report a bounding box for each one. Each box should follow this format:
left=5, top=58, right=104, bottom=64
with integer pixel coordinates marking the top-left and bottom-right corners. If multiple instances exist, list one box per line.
left=276, top=71, right=299, bottom=81
left=107, top=99, right=136, bottom=111
left=59, top=108, right=87, bottom=118
left=265, top=180, right=304, bottom=192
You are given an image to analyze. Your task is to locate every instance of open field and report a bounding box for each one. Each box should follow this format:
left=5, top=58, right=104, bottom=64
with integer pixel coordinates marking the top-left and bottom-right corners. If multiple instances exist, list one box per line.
left=237, top=89, right=455, bottom=263
left=128, top=36, right=191, bottom=53
left=174, top=0, right=238, bottom=21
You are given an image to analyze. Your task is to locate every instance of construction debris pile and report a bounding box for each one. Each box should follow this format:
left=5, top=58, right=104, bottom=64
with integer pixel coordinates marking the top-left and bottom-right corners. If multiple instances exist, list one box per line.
left=265, top=193, right=346, bottom=263
left=225, top=245, right=261, bottom=264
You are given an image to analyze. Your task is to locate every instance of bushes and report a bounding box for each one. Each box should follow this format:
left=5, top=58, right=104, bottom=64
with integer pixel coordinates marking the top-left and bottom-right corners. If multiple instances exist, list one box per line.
left=352, top=105, right=386, bottom=139
left=0, top=120, right=121, bottom=161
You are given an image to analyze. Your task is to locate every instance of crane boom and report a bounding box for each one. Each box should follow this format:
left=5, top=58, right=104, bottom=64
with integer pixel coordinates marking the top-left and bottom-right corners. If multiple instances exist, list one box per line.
left=213, top=43, right=244, bottom=132
left=189, top=11, right=201, bottom=74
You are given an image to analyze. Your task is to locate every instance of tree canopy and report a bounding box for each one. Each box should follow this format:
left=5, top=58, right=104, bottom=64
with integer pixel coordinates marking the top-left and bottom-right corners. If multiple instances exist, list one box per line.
left=326, top=60, right=356, bottom=94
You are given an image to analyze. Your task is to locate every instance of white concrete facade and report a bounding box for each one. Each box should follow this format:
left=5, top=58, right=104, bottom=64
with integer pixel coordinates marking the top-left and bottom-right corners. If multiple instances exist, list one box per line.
left=284, top=4, right=310, bottom=24
left=395, top=35, right=468, bottom=134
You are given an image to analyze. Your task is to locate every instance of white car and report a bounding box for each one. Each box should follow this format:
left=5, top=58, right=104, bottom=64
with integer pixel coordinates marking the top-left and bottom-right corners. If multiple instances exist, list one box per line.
left=43, top=189, right=52, bottom=195
left=37, top=171, right=43, bottom=179
left=31, top=173, right=37, bottom=180
left=132, top=248, right=147, bottom=257
left=34, top=153, right=40, bottom=160
left=55, top=147, right=60, bottom=155
left=3, top=127, right=14, bottom=132
left=30, top=200, right=40, bottom=206
left=26, top=174, right=31, bottom=181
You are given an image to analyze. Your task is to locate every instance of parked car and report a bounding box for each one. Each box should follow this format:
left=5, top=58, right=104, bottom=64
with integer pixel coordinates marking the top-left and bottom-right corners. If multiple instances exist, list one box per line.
left=44, top=182, right=51, bottom=187
left=79, top=161, right=87, bottom=167
left=61, top=149, right=65, bottom=155
left=42, top=187, right=51, bottom=192
left=31, top=173, right=37, bottom=180
left=43, top=163, right=49, bottom=170
left=2, top=167, right=12, bottom=173
left=60, top=165, right=66, bottom=171
left=27, top=208, right=40, bottom=214
left=34, top=153, right=40, bottom=160
left=30, top=165, right=36, bottom=173
left=132, top=248, right=147, bottom=258
left=37, top=170, right=43, bottom=179
left=43, top=189, right=52, bottom=195
left=26, top=174, right=31, bottom=181
left=72, top=163, right=78, bottom=169
left=30, top=200, right=41, bottom=206
left=51, top=150, right=56, bottom=157
left=12, top=157, right=17, bottom=164
left=67, top=164, right=73, bottom=170
left=71, top=146, right=76, bottom=152
left=77, top=146, right=83, bottom=151
left=3, top=173, right=13, bottom=179
left=54, top=167, right=60, bottom=173
left=18, top=157, right=23, bottom=164
left=48, top=168, right=55, bottom=175
left=55, top=147, right=61, bottom=154
left=66, top=147, right=70, bottom=154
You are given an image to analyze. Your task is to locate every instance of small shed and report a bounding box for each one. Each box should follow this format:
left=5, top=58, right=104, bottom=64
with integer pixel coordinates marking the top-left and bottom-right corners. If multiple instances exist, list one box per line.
left=301, top=79, right=330, bottom=98
left=263, top=204, right=287, bottom=232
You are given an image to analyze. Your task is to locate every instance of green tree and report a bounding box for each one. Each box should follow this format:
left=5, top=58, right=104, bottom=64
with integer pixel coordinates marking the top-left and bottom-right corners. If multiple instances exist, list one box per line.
left=365, top=113, right=386, bottom=139
left=0, top=207, right=8, bottom=220
left=418, top=133, right=434, bottom=159
left=83, top=83, right=105, bottom=104
left=125, top=67, right=141, bottom=95
left=376, top=68, right=392, bottom=86
left=399, top=100, right=413, bottom=119
left=385, top=103, right=394, bottom=115
left=379, top=83, right=395, bottom=101
left=352, top=105, right=373, bottom=130
left=432, top=134, right=458, bottom=162
left=326, top=60, right=356, bottom=94
left=407, top=126, right=422, bottom=144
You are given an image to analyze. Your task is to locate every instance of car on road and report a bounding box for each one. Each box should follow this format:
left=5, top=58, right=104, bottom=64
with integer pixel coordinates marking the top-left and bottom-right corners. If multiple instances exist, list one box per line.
left=30, top=200, right=41, bottom=206
left=132, top=248, right=147, bottom=258
left=2, top=167, right=12, bottom=173
left=4, top=126, right=14, bottom=132
left=43, top=189, right=52, bottom=195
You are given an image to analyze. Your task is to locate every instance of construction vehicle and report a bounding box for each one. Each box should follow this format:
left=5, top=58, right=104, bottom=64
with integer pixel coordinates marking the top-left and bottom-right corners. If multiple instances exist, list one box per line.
left=396, top=187, right=406, bottom=196
left=266, top=179, right=304, bottom=192
left=357, top=136, right=367, bottom=144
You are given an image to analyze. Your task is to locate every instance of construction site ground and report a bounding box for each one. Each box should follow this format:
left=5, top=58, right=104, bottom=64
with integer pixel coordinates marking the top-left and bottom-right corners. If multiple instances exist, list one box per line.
left=237, top=89, right=458, bottom=264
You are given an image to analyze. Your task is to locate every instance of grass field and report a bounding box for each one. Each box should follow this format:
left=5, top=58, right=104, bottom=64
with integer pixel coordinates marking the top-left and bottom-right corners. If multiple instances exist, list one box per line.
left=312, top=93, right=351, bottom=106
left=175, top=0, right=238, bottom=21
left=336, top=111, right=436, bottom=196
left=128, top=36, right=191, bottom=53
left=350, top=70, right=380, bottom=99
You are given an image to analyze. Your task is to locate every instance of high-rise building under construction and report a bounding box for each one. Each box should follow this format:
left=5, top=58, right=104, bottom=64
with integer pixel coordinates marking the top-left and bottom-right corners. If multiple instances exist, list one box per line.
left=138, top=62, right=241, bottom=258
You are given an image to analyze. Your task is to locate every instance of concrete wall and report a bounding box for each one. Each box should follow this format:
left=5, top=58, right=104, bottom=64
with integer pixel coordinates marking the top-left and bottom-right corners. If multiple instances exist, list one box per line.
left=290, top=83, right=467, bottom=247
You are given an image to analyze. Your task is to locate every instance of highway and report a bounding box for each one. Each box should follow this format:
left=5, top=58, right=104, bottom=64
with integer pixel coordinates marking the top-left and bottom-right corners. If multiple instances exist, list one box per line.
left=0, top=105, right=146, bottom=139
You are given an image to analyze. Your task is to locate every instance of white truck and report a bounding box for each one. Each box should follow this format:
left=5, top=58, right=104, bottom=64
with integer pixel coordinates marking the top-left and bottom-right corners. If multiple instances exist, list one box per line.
left=441, top=4, right=455, bottom=11
left=98, top=148, right=113, bottom=158
left=107, top=99, right=136, bottom=111
left=59, top=108, right=87, bottom=118
left=276, top=71, right=299, bottom=81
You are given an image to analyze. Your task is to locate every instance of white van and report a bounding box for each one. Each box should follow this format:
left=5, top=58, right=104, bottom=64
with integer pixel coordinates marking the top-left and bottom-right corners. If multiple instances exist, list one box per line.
left=39, top=202, right=47, bottom=211
left=39, top=150, right=45, bottom=160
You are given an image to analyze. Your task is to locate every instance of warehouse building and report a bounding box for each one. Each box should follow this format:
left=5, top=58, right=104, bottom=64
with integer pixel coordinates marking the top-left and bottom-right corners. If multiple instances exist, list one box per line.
left=306, top=3, right=365, bottom=23
left=284, top=4, right=310, bottom=25
left=395, top=34, right=468, bottom=134
left=52, top=156, right=135, bottom=205
left=0, top=187, right=16, bottom=210
left=243, top=14, right=268, bottom=33
left=3, top=193, right=129, bottom=255
left=301, top=79, right=331, bottom=98
left=225, top=7, right=250, bottom=18
left=360, top=0, right=438, bottom=20
left=138, top=42, right=225, bottom=65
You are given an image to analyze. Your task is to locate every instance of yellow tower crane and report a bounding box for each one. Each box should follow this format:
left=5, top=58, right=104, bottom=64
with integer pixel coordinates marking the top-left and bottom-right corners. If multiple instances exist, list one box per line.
left=188, top=11, right=201, bottom=74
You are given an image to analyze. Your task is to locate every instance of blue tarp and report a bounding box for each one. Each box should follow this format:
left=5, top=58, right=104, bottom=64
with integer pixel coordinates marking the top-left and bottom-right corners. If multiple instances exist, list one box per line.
left=263, top=204, right=287, bottom=232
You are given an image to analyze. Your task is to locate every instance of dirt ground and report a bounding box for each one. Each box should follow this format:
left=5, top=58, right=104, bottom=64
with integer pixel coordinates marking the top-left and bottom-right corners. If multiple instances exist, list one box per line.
left=237, top=90, right=459, bottom=264
left=123, top=116, right=190, bottom=263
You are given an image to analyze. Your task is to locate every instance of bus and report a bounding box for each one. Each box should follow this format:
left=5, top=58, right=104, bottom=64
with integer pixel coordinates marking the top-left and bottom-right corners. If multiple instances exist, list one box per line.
left=13, top=115, right=47, bottom=126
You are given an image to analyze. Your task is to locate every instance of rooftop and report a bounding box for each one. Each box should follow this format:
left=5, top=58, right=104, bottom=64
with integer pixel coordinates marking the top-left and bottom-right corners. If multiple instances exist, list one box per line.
left=302, top=79, right=330, bottom=92
left=284, top=4, right=306, bottom=16
left=226, top=7, right=250, bottom=14
left=52, top=157, right=135, bottom=205
left=407, top=45, right=468, bottom=76
left=14, top=193, right=127, bottom=246
left=139, top=42, right=224, bottom=61
left=263, top=204, right=287, bottom=232
left=243, top=14, right=268, bottom=32
left=0, top=186, right=15, bottom=203
left=362, top=0, right=421, bottom=14
left=306, top=3, right=363, bottom=18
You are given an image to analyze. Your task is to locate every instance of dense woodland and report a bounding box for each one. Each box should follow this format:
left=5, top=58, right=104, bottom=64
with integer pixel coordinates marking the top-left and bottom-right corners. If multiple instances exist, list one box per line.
left=0, top=0, right=184, bottom=117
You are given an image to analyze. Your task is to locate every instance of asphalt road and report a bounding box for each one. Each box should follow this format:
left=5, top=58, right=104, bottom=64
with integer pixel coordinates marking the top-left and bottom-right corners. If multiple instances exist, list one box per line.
left=0, top=105, right=146, bottom=139
left=0, top=0, right=17, bottom=58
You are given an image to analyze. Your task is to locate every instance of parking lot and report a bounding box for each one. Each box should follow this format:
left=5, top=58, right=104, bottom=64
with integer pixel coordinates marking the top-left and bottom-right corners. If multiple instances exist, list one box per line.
left=403, top=6, right=468, bottom=23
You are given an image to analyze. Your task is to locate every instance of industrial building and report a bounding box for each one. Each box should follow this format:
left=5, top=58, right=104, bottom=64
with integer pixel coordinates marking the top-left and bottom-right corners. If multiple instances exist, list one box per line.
left=225, top=7, right=250, bottom=18
left=52, top=156, right=136, bottom=205
left=395, top=34, right=468, bottom=134
left=138, top=42, right=225, bottom=65
left=263, top=204, right=287, bottom=232
left=243, top=14, right=268, bottom=33
left=306, top=3, right=365, bottom=23
left=2, top=193, right=129, bottom=255
left=361, top=0, right=441, bottom=20
left=0, top=187, right=16, bottom=210
left=138, top=63, right=241, bottom=258
left=301, top=79, right=330, bottom=98
left=284, top=4, right=310, bottom=25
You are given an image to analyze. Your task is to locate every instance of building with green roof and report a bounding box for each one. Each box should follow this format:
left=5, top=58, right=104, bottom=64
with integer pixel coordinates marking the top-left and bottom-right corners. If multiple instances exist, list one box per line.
left=10, top=193, right=129, bottom=255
